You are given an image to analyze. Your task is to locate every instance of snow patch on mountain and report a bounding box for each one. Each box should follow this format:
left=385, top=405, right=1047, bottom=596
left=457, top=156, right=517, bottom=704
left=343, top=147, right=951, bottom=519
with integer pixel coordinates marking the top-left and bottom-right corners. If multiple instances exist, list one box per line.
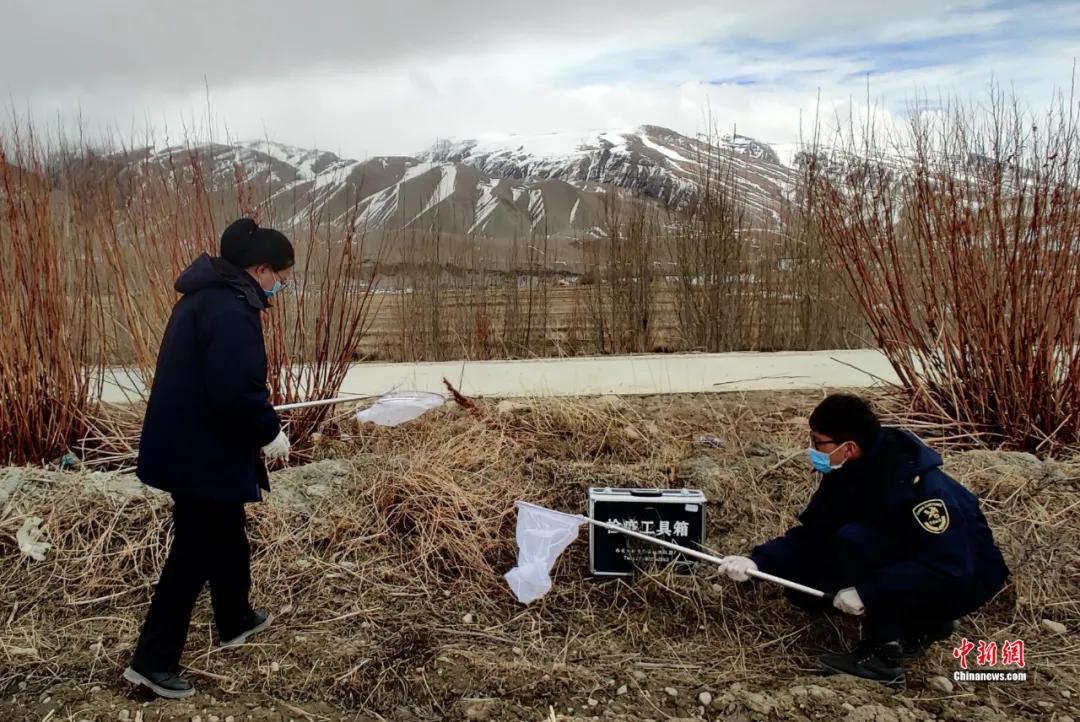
left=639, top=134, right=696, bottom=166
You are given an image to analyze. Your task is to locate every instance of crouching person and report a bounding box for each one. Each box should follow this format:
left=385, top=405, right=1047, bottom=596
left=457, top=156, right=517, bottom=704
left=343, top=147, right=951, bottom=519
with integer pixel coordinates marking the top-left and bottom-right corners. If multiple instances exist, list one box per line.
left=123, top=219, right=295, bottom=699
left=719, top=394, right=1008, bottom=688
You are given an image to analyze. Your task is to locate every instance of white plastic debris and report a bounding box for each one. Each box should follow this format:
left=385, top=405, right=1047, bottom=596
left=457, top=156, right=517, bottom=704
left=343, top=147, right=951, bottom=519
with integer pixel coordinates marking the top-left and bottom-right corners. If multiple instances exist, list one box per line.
left=1042, top=619, right=1068, bottom=635
left=17, top=517, right=51, bottom=562
left=504, top=501, right=585, bottom=604
left=355, top=391, right=445, bottom=427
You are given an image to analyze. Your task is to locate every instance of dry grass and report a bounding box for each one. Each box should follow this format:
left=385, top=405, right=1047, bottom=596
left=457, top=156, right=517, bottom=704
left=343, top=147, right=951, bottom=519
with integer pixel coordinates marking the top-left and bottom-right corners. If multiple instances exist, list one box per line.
left=1, top=392, right=1076, bottom=719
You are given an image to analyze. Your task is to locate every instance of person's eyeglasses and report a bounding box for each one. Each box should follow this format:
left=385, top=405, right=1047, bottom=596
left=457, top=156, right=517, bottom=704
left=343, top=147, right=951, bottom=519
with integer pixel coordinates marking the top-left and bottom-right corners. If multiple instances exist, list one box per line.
left=811, top=436, right=840, bottom=450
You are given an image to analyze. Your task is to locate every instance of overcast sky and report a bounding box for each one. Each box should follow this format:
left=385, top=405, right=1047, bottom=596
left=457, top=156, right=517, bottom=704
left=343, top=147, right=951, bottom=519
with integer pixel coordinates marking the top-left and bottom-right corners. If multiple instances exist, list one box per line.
left=2, top=0, right=1077, bottom=159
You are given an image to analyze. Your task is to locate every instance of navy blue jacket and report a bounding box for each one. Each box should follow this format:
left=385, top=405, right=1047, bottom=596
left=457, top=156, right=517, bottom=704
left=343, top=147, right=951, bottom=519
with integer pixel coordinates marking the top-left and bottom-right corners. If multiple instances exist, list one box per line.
left=136, top=254, right=281, bottom=503
left=751, top=428, right=1008, bottom=611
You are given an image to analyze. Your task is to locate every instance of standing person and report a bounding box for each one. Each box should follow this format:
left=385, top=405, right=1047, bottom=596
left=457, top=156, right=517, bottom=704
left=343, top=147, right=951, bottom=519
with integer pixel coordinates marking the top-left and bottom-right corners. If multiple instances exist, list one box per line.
left=718, top=394, right=1008, bottom=688
left=123, top=218, right=294, bottom=699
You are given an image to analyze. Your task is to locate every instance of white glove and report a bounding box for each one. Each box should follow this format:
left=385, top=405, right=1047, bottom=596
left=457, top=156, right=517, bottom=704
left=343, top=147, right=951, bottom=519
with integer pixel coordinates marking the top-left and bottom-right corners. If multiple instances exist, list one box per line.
left=718, top=555, right=758, bottom=583
left=261, top=429, right=290, bottom=462
left=833, top=587, right=865, bottom=616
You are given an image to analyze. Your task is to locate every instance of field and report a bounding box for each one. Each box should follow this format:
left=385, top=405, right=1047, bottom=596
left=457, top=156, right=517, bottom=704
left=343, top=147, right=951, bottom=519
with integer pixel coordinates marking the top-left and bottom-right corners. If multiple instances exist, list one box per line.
left=356, top=284, right=865, bottom=361
left=2, top=391, right=1077, bottom=722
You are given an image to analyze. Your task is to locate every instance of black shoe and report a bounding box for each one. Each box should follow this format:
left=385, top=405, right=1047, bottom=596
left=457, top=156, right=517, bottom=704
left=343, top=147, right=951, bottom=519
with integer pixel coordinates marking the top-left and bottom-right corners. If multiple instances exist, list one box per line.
left=220, top=608, right=273, bottom=648
left=123, top=666, right=196, bottom=699
left=818, top=641, right=906, bottom=689
left=902, top=619, right=958, bottom=658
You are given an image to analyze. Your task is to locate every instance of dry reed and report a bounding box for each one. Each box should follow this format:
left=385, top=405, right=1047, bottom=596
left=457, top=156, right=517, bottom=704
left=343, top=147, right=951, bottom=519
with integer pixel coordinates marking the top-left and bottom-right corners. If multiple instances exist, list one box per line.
left=0, top=123, right=105, bottom=465
left=808, top=88, right=1080, bottom=451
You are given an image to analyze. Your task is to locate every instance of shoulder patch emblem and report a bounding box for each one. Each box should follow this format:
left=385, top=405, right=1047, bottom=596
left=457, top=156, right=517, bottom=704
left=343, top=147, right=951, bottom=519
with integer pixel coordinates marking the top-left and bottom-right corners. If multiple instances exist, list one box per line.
left=913, top=499, right=950, bottom=533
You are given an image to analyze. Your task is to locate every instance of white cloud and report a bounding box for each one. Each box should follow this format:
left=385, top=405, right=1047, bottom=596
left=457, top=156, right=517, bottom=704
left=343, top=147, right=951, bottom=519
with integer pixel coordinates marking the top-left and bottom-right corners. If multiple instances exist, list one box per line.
left=1, top=0, right=1076, bottom=157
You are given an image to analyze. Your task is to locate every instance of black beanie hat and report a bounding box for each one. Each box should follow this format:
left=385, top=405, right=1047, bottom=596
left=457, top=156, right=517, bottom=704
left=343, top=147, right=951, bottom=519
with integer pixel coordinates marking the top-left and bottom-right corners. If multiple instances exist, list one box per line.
left=220, top=218, right=295, bottom=271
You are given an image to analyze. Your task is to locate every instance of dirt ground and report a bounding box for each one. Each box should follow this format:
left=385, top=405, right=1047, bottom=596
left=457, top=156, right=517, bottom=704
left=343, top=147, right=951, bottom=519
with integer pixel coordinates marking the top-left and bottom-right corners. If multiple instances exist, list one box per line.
left=1, top=391, right=1077, bottom=721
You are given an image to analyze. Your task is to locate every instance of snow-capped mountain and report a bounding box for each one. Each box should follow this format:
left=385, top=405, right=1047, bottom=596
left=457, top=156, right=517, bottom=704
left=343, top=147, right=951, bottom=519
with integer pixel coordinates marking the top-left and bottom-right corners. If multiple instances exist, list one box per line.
left=420, top=125, right=795, bottom=220
left=115, top=125, right=799, bottom=240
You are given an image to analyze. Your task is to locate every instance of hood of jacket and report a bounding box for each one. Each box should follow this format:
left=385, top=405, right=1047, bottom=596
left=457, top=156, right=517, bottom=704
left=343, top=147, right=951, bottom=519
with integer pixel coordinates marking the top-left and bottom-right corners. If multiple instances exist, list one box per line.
left=174, top=253, right=268, bottom=311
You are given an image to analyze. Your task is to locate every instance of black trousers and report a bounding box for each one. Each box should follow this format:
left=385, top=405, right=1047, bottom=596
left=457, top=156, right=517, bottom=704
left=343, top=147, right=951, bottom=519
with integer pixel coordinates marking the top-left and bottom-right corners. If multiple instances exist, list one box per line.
left=772, top=523, right=979, bottom=645
left=131, top=495, right=253, bottom=673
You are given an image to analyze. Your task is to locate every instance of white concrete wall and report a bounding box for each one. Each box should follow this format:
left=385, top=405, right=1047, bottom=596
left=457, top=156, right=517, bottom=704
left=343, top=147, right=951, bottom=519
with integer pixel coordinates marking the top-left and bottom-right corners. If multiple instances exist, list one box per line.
left=339, top=349, right=899, bottom=398
left=99, top=349, right=899, bottom=404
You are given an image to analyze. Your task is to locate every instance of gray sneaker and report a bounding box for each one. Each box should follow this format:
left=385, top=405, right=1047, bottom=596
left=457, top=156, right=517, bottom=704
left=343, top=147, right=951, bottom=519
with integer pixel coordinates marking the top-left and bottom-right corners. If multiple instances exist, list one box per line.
left=220, top=608, right=273, bottom=648
left=123, top=666, right=196, bottom=699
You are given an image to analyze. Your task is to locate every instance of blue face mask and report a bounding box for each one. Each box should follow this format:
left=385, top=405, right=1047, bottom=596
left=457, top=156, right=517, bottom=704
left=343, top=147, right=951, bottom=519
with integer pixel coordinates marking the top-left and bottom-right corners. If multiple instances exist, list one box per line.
left=263, top=270, right=288, bottom=299
left=807, top=444, right=847, bottom=474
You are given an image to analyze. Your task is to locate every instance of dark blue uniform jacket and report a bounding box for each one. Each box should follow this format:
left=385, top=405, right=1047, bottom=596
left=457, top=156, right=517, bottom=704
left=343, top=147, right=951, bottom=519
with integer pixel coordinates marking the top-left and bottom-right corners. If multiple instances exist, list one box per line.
left=136, top=254, right=281, bottom=503
left=751, top=428, right=1008, bottom=612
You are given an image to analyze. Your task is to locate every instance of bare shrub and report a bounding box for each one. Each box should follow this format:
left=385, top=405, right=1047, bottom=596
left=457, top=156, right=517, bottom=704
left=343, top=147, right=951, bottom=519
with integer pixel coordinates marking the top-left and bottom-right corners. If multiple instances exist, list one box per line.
left=0, top=124, right=383, bottom=464
left=0, top=126, right=105, bottom=464
left=579, top=192, right=659, bottom=354
left=667, top=130, right=750, bottom=351
left=809, top=89, right=1080, bottom=450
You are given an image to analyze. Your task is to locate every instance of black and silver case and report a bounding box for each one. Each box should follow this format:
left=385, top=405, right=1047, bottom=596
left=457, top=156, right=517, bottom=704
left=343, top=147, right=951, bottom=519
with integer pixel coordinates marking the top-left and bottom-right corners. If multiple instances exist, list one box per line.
left=587, top=487, right=707, bottom=576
